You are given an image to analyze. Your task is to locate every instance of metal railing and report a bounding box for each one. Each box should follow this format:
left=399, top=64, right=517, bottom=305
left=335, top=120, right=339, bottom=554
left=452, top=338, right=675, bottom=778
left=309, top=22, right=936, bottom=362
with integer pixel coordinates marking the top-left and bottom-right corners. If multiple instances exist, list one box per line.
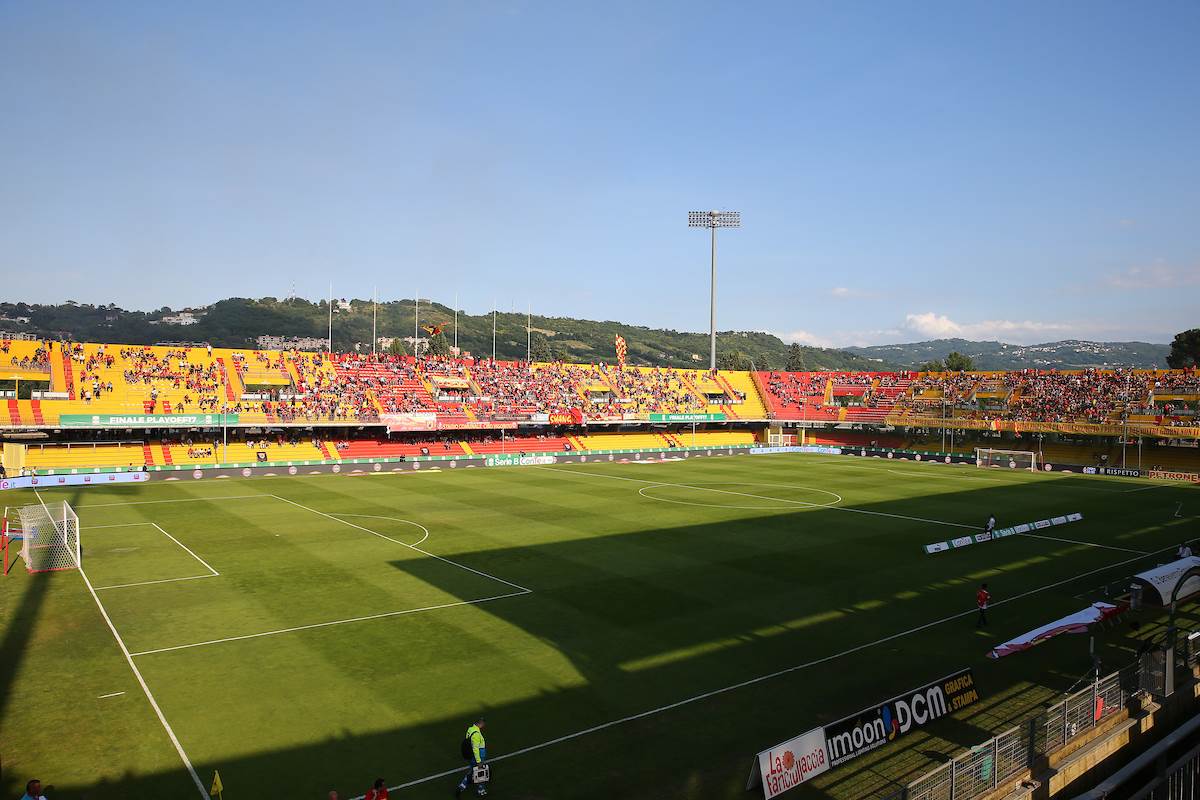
left=907, top=667, right=1136, bottom=800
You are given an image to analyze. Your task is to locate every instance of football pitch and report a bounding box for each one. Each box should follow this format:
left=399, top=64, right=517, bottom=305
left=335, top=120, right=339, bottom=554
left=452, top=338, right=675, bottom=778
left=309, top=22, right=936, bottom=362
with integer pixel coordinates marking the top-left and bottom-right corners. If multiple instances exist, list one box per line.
left=2, top=454, right=1197, bottom=799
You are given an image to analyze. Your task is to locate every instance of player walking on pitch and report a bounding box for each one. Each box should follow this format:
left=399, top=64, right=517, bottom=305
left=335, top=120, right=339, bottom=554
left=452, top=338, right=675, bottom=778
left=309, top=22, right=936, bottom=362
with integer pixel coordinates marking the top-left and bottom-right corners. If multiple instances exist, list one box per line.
left=983, top=514, right=996, bottom=536
left=976, top=583, right=991, bottom=627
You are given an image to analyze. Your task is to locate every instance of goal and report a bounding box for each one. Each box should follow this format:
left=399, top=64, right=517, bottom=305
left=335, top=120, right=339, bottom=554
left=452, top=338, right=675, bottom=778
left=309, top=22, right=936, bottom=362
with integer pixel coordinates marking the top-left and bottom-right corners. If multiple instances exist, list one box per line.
left=976, top=448, right=1039, bottom=472
left=2, top=501, right=80, bottom=575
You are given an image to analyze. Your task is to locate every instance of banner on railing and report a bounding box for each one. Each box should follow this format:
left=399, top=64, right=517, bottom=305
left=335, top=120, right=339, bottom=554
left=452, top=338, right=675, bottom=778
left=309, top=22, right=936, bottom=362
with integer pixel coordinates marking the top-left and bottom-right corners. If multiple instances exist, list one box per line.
left=747, top=727, right=830, bottom=798
left=823, top=669, right=980, bottom=768
left=58, top=413, right=239, bottom=428
left=437, top=420, right=518, bottom=431
left=548, top=410, right=583, bottom=425
left=380, top=412, right=437, bottom=432
left=648, top=412, right=727, bottom=422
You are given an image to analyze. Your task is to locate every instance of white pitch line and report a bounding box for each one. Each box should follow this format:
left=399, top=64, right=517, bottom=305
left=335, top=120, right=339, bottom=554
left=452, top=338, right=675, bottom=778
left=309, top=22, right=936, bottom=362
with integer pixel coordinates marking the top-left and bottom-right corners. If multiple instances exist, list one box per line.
left=98, top=691, right=126, bottom=699
left=270, top=494, right=532, bottom=593
left=332, top=513, right=430, bottom=547
left=33, top=490, right=207, bottom=799
left=1016, top=532, right=1149, bottom=555
left=1122, top=484, right=1168, bottom=493
left=129, top=591, right=530, bottom=657
left=89, top=522, right=219, bottom=590
left=150, top=523, right=219, bottom=577
left=367, top=541, right=1180, bottom=798
left=534, top=465, right=977, bottom=529
left=82, top=494, right=264, bottom=508
left=95, top=573, right=218, bottom=591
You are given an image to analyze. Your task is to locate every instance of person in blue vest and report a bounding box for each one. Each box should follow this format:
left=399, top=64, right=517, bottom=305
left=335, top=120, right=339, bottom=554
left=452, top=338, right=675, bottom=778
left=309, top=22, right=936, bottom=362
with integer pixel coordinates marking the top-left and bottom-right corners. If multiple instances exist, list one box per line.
left=456, top=717, right=488, bottom=797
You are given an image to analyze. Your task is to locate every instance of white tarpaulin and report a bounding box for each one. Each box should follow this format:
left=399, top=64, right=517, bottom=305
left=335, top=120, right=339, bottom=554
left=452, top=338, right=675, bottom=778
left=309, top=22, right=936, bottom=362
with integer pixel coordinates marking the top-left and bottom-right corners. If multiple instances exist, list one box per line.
left=988, top=602, right=1123, bottom=659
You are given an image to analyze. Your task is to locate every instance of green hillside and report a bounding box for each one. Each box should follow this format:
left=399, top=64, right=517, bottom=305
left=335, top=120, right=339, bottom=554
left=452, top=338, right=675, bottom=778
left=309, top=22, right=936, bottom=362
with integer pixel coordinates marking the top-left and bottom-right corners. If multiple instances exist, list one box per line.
left=0, top=298, right=890, bottom=371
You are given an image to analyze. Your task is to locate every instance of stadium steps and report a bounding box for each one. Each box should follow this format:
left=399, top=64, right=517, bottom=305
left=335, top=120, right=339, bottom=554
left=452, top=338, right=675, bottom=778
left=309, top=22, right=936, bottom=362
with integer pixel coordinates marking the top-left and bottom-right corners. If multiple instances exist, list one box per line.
left=6, top=400, right=21, bottom=425
left=460, top=441, right=476, bottom=456
left=567, top=434, right=587, bottom=451
left=216, top=358, right=239, bottom=402
left=318, top=440, right=334, bottom=461
left=160, top=443, right=174, bottom=465
left=29, top=400, right=44, bottom=426
left=53, top=351, right=72, bottom=398
left=142, top=443, right=156, bottom=466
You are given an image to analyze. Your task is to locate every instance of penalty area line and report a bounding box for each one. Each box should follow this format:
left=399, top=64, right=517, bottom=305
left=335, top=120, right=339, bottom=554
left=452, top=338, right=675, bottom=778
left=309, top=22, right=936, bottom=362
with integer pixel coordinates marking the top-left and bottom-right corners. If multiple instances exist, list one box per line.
left=128, top=591, right=530, bottom=657
left=365, top=541, right=1179, bottom=798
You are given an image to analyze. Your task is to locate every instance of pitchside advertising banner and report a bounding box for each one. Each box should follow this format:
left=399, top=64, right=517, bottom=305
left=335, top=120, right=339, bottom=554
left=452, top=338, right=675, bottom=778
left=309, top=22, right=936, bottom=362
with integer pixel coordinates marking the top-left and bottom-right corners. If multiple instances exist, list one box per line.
left=0, top=472, right=148, bottom=491
left=58, top=413, right=239, bottom=428
left=924, top=513, right=1083, bottom=554
left=484, top=454, right=558, bottom=467
left=750, top=669, right=980, bottom=797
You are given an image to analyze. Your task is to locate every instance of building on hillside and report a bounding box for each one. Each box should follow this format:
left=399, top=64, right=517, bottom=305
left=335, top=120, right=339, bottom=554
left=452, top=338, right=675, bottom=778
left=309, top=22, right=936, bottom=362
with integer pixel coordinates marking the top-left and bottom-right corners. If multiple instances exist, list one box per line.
left=256, top=335, right=328, bottom=351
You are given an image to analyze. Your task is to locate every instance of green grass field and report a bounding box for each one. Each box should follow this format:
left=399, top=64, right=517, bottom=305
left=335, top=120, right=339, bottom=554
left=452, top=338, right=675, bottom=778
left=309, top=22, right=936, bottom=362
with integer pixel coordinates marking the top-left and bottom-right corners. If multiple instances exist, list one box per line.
left=2, top=454, right=1197, bottom=800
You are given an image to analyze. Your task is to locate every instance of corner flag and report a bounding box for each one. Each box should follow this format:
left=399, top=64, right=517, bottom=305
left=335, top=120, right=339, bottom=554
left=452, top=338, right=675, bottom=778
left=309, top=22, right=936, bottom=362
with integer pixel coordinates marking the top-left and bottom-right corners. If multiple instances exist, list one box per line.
left=210, top=770, right=223, bottom=798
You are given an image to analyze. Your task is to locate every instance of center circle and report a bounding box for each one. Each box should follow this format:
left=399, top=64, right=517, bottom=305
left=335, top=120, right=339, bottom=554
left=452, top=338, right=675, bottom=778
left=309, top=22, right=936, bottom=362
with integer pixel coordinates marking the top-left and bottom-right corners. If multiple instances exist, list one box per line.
left=638, top=481, right=842, bottom=511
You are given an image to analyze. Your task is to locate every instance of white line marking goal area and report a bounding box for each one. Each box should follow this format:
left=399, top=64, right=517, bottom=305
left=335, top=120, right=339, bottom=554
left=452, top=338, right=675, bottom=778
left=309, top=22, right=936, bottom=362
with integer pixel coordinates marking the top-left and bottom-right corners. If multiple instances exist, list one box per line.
left=89, top=522, right=220, bottom=591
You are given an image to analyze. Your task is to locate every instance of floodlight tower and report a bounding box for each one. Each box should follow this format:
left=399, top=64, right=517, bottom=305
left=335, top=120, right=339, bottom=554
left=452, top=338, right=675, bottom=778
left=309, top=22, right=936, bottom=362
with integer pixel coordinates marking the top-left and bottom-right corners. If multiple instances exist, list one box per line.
left=688, top=210, right=741, bottom=371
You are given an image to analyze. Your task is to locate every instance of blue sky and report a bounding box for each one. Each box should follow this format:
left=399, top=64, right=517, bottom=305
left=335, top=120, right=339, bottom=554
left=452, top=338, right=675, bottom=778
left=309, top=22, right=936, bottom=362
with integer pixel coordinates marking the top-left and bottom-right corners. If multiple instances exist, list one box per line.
left=2, top=1, right=1197, bottom=346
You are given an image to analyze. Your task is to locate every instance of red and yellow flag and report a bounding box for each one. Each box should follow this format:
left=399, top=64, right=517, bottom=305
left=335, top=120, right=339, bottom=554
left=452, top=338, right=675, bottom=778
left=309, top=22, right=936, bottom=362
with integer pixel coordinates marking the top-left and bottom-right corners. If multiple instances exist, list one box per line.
left=614, top=334, right=627, bottom=367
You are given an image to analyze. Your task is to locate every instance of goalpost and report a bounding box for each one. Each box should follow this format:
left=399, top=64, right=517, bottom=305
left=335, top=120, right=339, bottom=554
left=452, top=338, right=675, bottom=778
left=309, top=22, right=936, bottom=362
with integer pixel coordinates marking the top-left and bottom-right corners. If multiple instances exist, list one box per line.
left=2, top=500, right=80, bottom=575
left=976, top=447, right=1039, bottom=472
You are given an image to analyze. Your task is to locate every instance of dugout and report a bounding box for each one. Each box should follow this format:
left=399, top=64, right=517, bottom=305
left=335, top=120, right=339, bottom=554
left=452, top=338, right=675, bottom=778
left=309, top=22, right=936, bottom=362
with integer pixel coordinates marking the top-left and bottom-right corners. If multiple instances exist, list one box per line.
left=1130, top=557, right=1200, bottom=606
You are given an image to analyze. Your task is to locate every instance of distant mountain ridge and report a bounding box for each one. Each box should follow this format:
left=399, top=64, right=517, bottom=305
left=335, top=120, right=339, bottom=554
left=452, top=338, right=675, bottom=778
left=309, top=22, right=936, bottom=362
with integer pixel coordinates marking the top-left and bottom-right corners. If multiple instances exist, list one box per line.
left=847, top=338, right=1170, bottom=370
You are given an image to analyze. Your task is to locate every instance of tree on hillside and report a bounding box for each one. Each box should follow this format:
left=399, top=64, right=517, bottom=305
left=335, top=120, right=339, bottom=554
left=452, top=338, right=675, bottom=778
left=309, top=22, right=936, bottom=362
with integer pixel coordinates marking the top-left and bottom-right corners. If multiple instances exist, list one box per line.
left=530, top=332, right=555, bottom=363
left=918, top=359, right=945, bottom=372
left=387, top=338, right=408, bottom=356
left=944, top=351, right=975, bottom=371
left=785, top=343, right=807, bottom=371
left=427, top=333, right=450, bottom=357
left=717, top=350, right=751, bottom=371
left=1167, top=329, right=1200, bottom=368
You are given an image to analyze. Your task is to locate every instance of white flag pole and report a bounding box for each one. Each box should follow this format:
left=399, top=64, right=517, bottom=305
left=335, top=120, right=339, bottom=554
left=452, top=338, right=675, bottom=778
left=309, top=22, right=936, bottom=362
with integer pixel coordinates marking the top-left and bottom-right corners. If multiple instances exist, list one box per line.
left=327, top=282, right=333, bottom=352
left=491, top=299, right=497, bottom=363
left=526, top=302, right=531, bottom=366
left=372, top=286, right=377, bottom=356
left=414, top=289, right=419, bottom=356
left=454, top=291, right=459, bottom=354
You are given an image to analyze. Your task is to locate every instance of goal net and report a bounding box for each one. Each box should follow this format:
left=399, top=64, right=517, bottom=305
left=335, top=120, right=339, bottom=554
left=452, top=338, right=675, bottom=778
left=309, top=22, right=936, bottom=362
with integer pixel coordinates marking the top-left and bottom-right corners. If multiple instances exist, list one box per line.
left=2, top=501, right=80, bottom=574
left=976, top=448, right=1039, bottom=472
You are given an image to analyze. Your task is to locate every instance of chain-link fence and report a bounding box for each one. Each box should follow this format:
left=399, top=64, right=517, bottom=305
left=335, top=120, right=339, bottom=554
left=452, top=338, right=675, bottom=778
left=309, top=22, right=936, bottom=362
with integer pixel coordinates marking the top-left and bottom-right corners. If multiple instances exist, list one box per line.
left=907, top=666, right=1140, bottom=800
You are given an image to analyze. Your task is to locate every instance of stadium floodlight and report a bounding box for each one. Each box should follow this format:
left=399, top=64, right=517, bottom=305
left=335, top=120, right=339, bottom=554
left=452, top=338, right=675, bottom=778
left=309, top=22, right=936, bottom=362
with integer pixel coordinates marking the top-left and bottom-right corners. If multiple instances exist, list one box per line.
left=688, top=210, right=741, bottom=371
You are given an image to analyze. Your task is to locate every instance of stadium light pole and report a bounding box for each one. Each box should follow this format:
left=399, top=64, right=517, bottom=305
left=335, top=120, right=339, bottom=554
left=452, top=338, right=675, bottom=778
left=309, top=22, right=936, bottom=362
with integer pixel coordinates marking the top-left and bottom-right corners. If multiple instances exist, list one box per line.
left=689, top=210, right=741, bottom=371
left=372, top=286, right=377, bottom=356
left=327, top=282, right=333, bottom=352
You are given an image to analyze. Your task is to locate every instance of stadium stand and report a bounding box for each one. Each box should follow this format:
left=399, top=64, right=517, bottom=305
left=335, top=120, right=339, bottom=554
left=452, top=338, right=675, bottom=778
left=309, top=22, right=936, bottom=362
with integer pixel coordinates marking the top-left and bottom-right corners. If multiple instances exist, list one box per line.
left=3, top=337, right=1199, bottom=473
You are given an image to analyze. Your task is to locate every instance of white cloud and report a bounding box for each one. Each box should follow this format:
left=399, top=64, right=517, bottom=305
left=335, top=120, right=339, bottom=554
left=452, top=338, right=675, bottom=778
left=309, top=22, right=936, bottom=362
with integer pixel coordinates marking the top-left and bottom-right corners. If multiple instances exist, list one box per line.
left=904, top=312, right=963, bottom=338
left=1105, top=262, right=1200, bottom=289
left=830, top=286, right=851, bottom=297
left=903, top=312, right=1074, bottom=343
left=775, top=329, right=835, bottom=348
